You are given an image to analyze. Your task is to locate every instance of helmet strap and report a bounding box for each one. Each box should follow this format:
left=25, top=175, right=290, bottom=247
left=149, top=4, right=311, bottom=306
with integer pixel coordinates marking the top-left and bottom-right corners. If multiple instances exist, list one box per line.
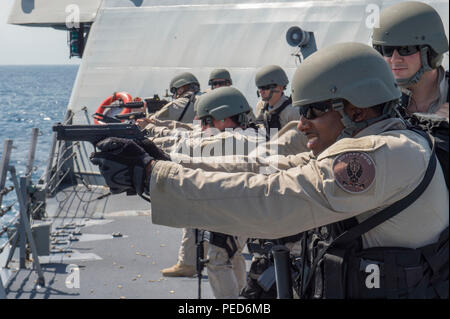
left=190, top=83, right=200, bottom=93
left=334, top=100, right=396, bottom=140
left=396, top=46, right=433, bottom=88
left=238, top=113, right=249, bottom=128
left=262, top=88, right=274, bottom=102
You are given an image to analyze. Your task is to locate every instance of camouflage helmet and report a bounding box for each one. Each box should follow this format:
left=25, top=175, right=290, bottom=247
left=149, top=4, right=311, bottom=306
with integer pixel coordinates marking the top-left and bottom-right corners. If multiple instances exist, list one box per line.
left=255, top=65, right=289, bottom=87
left=208, top=69, right=232, bottom=85
left=372, top=1, right=448, bottom=69
left=291, top=42, right=401, bottom=108
left=169, top=72, right=200, bottom=93
left=195, top=87, right=251, bottom=122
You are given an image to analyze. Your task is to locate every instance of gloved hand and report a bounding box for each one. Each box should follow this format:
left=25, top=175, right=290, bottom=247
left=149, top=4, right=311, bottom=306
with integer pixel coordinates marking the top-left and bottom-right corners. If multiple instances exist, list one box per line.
left=90, top=138, right=153, bottom=195
left=134, top=138, right=171, bottom=161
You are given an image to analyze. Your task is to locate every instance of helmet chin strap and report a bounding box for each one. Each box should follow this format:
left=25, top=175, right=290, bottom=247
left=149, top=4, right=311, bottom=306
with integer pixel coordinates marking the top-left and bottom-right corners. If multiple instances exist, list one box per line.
left=396, top=46, right=433, bottom=88
left=238, top=113, right=249, bottom=128
left=262, top=88, right=274, bottom=102
left=333, top=100, right=398, bottom=140
left=262, top=88, right=282, bottom=103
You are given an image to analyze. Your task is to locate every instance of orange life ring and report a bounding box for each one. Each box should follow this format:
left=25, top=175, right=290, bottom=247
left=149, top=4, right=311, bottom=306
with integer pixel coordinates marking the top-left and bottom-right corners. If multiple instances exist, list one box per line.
left=94, top=92, right=133, bottom=124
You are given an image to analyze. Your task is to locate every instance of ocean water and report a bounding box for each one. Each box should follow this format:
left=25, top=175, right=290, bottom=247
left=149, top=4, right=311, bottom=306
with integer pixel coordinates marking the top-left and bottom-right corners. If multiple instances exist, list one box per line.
left=0, top=65, right=79, bottom=230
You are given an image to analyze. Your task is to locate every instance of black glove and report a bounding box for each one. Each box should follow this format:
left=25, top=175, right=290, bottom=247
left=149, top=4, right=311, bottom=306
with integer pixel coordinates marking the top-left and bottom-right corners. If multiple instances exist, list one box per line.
left=90, top=138, right=153, bottom=195
left=134, top=138, right=171, bottom=161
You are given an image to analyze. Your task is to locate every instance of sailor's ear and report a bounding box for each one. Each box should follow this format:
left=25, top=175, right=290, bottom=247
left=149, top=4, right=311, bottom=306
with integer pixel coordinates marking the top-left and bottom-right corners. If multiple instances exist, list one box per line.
left=343, top=103, right=371, bottom=122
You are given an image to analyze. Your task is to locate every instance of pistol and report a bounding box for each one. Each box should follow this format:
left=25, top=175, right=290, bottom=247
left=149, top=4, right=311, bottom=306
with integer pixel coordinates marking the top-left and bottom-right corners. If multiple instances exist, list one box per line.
left=52, top=123, right=146, bottom=148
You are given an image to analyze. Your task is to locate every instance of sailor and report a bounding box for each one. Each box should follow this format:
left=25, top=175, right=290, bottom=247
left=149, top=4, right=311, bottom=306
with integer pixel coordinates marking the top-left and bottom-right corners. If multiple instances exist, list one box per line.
left=254, top=65, right=299, bottom=132
left=372, top=1, right=449, bottom=118
left=246, top=64, right=303, bottom=298
left=151, top=70, right=253, bottom=278
left=91, top=42, right=449, bottom=299
left=139, top=68, right=234, bottom=138
left=208, top=68, right=233, bottom=90
left=158, top=87, right=260, bottom=285
left=136, top=72, right=202, bottom=130
left=206, top=68, right=257, bottom=121
left=149, top=70, right=238, bottom=279
left=192, top=87, right=253, bottom=299
left=135, top=72, right=202, bottom=278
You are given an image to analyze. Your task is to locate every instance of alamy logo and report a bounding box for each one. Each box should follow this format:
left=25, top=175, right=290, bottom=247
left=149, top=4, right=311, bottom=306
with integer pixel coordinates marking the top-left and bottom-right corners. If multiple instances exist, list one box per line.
left=365, top=4, right=380, bottom=29
left=166, top=123, right=280, bottom=174
left=65, top=264, right=80, bottom=289
left=65, top=4, right=80, bottom=29
left=365, top=264, right=380, bottom=289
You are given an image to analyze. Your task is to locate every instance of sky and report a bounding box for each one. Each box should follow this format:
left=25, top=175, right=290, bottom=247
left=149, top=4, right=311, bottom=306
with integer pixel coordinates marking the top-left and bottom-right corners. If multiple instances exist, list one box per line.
left=0, top=0, right=80, bottom=65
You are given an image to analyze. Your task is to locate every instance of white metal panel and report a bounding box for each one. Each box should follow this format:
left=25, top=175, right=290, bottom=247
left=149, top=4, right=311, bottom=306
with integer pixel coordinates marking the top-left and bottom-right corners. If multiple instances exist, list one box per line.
left=64, top=0, right=448, bottom=173
left=68, top=0, right=449, bottom=123
left=7, top=0, right=102, bottom=26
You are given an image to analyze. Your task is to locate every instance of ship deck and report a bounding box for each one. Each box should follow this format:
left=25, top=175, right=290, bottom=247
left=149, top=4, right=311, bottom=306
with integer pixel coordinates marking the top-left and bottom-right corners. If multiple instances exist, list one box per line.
left=2, top=185, right=237, bottom=299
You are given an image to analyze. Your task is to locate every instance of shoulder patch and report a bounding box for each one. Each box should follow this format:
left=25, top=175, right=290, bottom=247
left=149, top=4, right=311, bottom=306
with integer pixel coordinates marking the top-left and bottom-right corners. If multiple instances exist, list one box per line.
left=332, top=152, right=376, bottom=194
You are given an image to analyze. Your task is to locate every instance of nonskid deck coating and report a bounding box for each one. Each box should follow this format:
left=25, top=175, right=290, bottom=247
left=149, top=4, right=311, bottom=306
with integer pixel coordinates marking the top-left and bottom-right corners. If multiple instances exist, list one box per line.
left=3, top=186, right=217, bottom=299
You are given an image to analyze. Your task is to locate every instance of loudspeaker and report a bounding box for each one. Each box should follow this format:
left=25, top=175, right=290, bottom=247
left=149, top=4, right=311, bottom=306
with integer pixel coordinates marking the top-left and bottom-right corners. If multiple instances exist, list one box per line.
left=286, top=26, right=318, bottom=61
left=286, top=26, right=310, bottom=47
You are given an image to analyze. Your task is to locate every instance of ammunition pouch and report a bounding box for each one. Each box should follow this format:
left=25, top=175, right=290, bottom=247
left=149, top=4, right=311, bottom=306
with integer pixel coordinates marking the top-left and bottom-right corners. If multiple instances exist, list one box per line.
left=317, top=226, right=449, bottom=299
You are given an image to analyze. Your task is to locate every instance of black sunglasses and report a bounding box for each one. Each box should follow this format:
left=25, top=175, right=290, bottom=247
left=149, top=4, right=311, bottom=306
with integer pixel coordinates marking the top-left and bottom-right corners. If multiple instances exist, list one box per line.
left=258, top=84, right=277, bottom=91
left=298, top=101, right=334, bottom=120
left=373, top=45, right=420, bottom=57
left=211, top=80, right=228, bottom=87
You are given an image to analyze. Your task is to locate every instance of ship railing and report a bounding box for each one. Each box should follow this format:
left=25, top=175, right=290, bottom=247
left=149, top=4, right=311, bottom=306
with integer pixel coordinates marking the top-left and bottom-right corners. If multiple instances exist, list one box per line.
left=40, top=107, right=100, bottom=198
left=0, top=131, right=46, bottom=299
left=0, top=106, right=104, bottom=298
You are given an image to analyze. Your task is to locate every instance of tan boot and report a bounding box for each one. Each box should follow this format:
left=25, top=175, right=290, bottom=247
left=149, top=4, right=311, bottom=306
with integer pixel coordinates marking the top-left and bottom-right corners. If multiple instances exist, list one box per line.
left=160, top=263, right=196, bottom=277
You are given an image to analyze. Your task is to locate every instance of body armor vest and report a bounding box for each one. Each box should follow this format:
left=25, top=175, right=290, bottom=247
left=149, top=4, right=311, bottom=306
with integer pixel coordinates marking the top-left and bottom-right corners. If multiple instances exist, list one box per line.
left=263, top=97, right=292, bottom=131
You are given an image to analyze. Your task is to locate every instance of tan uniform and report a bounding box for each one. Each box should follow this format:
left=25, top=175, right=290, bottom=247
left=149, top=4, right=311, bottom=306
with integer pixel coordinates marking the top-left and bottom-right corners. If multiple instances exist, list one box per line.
left=402, top=66, right=449, bottom=119
left=150, top=91, right=200, bottom=123
left=177, top=228, right=197, bottom=267
left=151, top=122, right=308, bottom=296
left=169, top=127, right=264, bottom=299
left=255, top=94, right=299, bottom=129
left=146, top=122, right=198, bottom=152
left=155, top=122, right=309, bottom=298
left=149, top=118, right=448, bottom=250
left=149, top=91, right=200, bottom=271
left=253, top=121, right=308, bottom=157
left=164, top=123, right=304, bottom=298
left=149, top=120, right=308, bottom=161
left=205, top=234, right=247, bottom=299
left=145, top=119, right=195, bottom=138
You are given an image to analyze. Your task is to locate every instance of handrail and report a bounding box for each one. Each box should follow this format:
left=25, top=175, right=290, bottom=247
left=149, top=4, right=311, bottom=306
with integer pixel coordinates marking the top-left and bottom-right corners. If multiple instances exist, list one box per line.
left=0, top=140, right=13, bottom=207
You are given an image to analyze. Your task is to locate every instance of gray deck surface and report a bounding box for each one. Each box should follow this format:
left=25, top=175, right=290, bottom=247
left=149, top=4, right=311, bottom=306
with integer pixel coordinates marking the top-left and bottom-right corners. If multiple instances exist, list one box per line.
left=3, top=185, right=245, bottom=299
